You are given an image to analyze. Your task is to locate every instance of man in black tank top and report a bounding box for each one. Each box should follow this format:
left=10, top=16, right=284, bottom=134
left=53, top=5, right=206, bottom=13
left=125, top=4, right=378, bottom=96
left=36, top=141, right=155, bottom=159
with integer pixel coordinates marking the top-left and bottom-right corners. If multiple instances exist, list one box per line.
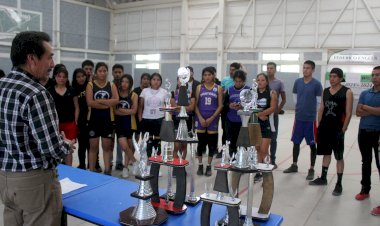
left=309, top=68, right=353, bottom=196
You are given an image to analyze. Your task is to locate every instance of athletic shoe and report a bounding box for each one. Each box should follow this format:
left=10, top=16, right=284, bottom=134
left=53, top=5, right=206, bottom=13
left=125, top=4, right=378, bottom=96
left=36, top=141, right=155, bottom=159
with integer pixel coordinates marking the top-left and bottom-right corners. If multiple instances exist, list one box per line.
left=95, top=166, right=102, bottom=173
left=370, top=206, right=380, bottom=216
left=272, top=164, right=278, bottom=170
left=122, top=168, right=129, bottom=178
left=116, top=163, right=124, bottom=170
left=197, top=165, right=204, bottom=176
left=254, top=173, right=263, bottom=183
left=306, top=169, right=315, bottom=180
left=355, top=192, right=370, bottom=201
left=283, top=164, right=298, bottom=173
left=205, top=165, right=212, bottom=176
left=332, top=184, right=342, bottom=196
left=309, top=177, right=327, bottom=186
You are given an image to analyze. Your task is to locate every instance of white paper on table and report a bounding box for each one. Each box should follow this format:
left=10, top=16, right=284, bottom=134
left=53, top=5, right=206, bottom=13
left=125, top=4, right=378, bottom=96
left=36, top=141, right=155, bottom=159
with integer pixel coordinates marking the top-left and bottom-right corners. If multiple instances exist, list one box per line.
left=59, top=177, right=87, bottom=194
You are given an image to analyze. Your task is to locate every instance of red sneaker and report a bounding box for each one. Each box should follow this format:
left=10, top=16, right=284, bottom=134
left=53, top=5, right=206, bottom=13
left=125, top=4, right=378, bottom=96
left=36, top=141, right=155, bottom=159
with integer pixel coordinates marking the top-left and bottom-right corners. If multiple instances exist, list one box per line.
left=355, top=192, right=370, bottom=201
left=371, top=206, right=380, bottom=216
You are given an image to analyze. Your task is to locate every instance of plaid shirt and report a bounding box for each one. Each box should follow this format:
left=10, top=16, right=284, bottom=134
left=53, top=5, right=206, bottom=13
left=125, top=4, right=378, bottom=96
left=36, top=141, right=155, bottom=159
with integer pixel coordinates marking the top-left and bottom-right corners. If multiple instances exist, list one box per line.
left=0, top=68, right=70, bottom=172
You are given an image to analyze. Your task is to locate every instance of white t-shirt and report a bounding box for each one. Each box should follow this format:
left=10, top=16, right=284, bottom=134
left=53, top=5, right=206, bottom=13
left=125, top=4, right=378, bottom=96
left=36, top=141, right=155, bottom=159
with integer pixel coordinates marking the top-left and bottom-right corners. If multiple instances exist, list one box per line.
left=140, top=87, right=167, bottom=119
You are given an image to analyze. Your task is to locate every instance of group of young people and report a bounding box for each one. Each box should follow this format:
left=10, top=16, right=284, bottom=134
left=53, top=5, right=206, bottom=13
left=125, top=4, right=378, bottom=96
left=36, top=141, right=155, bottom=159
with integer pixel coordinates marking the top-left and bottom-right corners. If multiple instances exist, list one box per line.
left=40, top=57, right=380, bottom=215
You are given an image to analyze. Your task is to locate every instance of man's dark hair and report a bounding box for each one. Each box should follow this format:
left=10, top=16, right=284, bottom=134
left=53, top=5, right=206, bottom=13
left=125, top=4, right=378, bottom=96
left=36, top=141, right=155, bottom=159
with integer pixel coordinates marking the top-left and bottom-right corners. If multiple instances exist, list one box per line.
left=267, top=62, right=277, bottom=68
left=81, top=59, right=94, bottom=69
left=233, top=70, right=247, bottom=82
left=140, top=73, right=151, bottom=81
left=373, top=66, right=380, bottom=70
left=10, top=31, right=51, bottom=67
left=112, top=64, right=124, bottom=71
left=230, top=62, right=241, bottom=70
left=0, top=69, right=5, bottom=78
left=304, top=60, right=315, bottom=70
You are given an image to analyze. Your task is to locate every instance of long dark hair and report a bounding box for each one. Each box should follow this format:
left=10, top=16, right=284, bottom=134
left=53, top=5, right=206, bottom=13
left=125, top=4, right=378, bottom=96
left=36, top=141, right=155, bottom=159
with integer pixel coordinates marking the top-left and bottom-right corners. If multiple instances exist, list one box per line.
left=117, top=74, right=134, bottom=95
left=72, top=68, right=88, bottom=92
left=53, top=67, right=70, bottom=88
left=256, top=73, right=270, bottom=91
left=201, top=66, right=216, bottom=83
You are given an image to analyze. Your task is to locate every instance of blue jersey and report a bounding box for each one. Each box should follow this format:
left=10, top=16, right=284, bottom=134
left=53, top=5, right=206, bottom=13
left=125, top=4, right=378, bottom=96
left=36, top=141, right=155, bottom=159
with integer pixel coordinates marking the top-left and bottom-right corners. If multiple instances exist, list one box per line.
left=293, top=78, right=322, bottom=121
left=227, top=85, right=250, bottom=122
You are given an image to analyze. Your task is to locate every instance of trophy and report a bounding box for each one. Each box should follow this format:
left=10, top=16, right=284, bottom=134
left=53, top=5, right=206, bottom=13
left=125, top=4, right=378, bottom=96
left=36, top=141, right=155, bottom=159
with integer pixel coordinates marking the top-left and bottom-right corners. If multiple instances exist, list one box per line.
left=176, top=67, right=191, bottom=141
left=120, top=133, right=168, bottom=226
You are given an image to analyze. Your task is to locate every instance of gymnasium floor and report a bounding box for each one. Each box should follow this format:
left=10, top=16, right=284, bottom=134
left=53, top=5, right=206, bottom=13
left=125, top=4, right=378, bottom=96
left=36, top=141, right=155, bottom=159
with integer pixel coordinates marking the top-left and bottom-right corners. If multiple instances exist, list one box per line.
left=1, top=111, right=379, bottom=226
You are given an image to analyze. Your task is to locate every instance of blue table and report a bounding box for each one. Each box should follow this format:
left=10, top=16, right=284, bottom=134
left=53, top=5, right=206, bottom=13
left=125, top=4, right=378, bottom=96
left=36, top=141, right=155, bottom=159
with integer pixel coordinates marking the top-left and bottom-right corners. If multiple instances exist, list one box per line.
left=59, top=166, right=283, bottom=226
left=57, top=164, right=118, bottom=199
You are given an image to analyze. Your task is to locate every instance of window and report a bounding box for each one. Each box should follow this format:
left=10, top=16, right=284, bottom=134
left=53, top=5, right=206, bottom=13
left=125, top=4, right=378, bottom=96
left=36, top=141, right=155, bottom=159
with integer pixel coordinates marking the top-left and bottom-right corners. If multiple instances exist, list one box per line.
left=262, top=64, right=300, bottom=73
left=135, top=54, right=160, bottom=70
left=262, top=53, right=299, bottom=61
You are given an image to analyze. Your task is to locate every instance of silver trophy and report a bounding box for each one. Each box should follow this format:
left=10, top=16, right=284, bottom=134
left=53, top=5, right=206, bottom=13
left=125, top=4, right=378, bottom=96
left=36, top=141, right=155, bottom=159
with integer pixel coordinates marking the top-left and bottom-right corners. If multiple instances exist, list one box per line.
left=186, top=130, right=200, bottom=204
left=234, top=146, right=249, bottom=168
left=240, top=89, right=253, bottom=112
left=175, top=67, right=191, bottom=141
left=132, top=132, right=150, bottom=177
left=251, top=79, right=258, bottom=110
left=131, top=199, right=157, bottom=222
left=164, top=78, right=172, bottom=108
left=162, top=142, right=174, bottom=162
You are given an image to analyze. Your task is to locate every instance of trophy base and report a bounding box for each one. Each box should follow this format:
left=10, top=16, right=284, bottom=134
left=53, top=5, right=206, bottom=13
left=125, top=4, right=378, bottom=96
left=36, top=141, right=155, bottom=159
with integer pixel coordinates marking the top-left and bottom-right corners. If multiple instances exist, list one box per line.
left=200, top=193, right=241, bottom=206
left=216, top=218, right=260, bottom=226
left=214, top=164, right=232, bottom=170
left=119, top=207, right=168, bottom=226
left=151, top=199, right=187, bottom=214
left=159, top=107, right=179, bottom=112
left=184, top=196, right=201, bottom=206
left=149, top=156, right=189, bottom=167
left=239, top=206, right=271, bottom=221
left=159, top=193, right=175, bottom=201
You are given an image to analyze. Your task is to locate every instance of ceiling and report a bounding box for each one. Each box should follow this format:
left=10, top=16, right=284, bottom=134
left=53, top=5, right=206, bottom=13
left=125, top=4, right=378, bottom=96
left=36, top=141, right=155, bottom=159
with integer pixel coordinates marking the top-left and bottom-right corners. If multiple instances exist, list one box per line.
left=74, top=0, right=144, bottom=9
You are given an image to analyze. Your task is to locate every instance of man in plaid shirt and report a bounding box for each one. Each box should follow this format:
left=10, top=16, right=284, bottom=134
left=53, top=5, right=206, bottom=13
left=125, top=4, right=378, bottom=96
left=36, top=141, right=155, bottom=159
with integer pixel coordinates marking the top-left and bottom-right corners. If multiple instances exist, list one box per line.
left=0, top=31, right=75, bottom=226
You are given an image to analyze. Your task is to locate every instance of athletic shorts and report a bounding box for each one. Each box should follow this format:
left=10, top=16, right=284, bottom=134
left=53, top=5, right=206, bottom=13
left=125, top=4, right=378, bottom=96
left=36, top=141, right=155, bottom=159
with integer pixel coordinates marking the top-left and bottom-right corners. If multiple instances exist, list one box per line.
left=87, top=119, right=115, bottom=139
left=317, top=126, right=344, bottom=160
left=141, top=118, right=163, bottom=137
left=59, top=121, right=77, bottom=140
left=259, top=119, right=272, bottom=139
left=195, top=115, right=219, bottom=134
left=291, top=120, right=317, bottom=145
left=116, top=128, right=134, bottom=139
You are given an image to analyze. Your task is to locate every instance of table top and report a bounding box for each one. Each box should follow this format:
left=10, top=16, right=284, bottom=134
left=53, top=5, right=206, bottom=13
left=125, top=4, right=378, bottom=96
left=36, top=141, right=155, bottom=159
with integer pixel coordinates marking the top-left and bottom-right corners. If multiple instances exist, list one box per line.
left=57, top=164, right=118, bottom=199
left=59, top=166, right=283, bottom=226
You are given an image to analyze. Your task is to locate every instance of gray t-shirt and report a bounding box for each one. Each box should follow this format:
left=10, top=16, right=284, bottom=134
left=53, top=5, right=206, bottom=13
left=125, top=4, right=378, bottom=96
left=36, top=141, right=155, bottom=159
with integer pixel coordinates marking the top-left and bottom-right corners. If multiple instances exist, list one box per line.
left=293, top=77, right=322, bottom=121
left=269, top=78, right=285, bottom=114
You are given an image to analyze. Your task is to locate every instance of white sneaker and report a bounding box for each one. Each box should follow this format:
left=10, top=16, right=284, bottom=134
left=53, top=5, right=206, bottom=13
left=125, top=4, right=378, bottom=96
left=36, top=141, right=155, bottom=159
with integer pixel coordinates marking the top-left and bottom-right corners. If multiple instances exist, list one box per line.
left=122, top=168, right=129, bottom=178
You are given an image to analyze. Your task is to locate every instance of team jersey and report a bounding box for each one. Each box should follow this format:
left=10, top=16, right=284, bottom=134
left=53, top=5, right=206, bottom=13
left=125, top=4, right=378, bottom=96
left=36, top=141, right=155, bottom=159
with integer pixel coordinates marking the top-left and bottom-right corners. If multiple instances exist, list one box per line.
left=87, top=80, right=115, bottom=122
left=115, top=92, right=137, bottom=131
left=227, top=85, right=250, bottom=122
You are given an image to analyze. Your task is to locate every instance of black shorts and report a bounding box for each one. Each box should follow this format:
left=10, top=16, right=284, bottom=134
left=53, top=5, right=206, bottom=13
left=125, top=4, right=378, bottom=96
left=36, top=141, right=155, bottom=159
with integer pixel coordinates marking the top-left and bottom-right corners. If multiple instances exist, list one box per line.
left=141, top=118, right=163, bottom=137
left=116, top=128, right=134, bottom=139
left=259, top=119, right=272, bottom=138
left=88, top=119, right=115, bottom=139
left=317, top=127, right=344, bottom=160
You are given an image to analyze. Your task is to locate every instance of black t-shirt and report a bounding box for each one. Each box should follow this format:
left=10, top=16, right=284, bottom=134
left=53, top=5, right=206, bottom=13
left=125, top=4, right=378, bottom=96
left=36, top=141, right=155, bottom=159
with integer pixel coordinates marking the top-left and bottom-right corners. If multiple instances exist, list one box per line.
left=49, top=86, right=76, bottom=123
left=74, top=85, right=88, bottom=127
left=320, top=86, right=349, bottom=130
left=133, top=87, right=143, bottom=97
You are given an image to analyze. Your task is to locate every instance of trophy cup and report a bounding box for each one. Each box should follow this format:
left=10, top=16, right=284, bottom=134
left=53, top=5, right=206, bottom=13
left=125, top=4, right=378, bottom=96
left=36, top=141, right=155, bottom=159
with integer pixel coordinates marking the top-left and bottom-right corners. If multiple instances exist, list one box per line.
left=120, top=132, right=168, bottom=226
left=176, top=67, right=191, bottom=141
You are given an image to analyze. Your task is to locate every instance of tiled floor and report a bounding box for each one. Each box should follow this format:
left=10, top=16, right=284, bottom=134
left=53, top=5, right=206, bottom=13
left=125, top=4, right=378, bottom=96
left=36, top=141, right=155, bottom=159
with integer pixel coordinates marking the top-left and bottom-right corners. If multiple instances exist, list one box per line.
left=1, top=111, right=379, bottom=226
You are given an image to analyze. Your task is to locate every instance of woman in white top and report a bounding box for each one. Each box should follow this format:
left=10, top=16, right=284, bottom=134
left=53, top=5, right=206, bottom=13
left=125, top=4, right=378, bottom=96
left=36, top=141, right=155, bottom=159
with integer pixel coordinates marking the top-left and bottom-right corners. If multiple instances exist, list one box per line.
left=138, top=72, right=168, bottom=156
